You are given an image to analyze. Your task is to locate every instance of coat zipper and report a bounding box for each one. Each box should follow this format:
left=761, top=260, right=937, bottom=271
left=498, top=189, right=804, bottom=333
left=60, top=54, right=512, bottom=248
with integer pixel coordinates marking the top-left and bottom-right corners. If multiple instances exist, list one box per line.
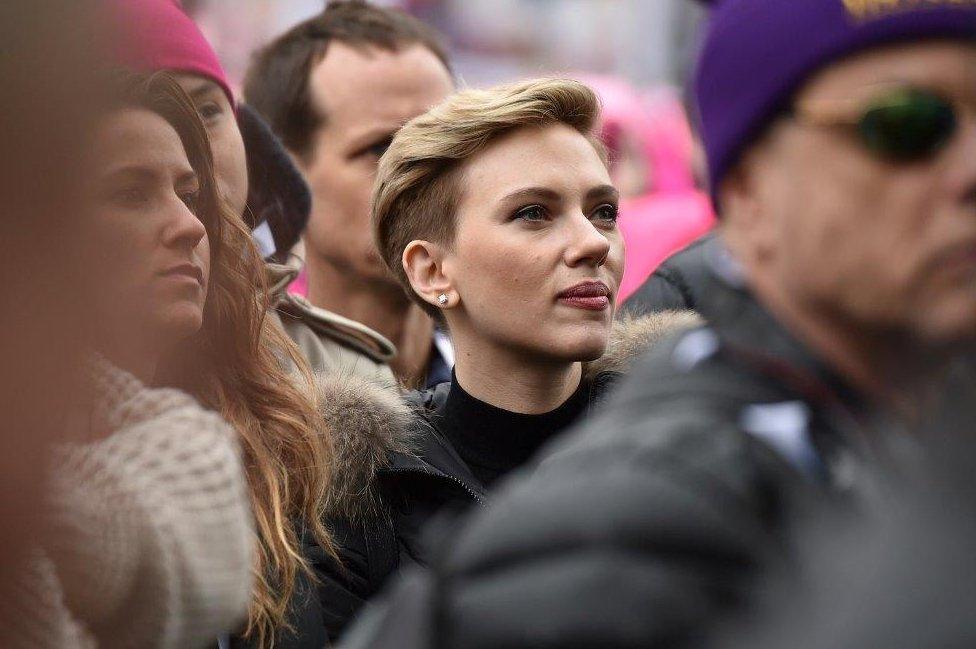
left=384, top=465, right=486, bottom=506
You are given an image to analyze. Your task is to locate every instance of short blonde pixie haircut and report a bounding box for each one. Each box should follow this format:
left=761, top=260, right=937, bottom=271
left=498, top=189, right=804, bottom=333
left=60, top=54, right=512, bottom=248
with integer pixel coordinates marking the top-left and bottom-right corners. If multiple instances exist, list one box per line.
left=372, top=77, right=606, bottom=320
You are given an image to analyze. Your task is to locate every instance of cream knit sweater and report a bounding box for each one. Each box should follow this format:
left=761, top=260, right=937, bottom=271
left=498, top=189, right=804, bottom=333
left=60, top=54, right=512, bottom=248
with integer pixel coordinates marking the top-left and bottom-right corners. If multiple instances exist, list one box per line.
left=0, top=358, right=254, bottom=648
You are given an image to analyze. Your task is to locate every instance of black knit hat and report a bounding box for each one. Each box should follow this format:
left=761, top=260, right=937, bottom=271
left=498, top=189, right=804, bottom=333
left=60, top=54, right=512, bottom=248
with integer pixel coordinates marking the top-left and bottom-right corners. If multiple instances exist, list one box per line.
left=237, top=103, right=311, bottom=262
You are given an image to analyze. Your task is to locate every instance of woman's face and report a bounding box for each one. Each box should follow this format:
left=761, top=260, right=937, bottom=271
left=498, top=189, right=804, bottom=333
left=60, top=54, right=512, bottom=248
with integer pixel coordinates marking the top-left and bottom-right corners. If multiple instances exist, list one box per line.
left=174, top=73, right=248, bottom=217
left=442, top=123, right=624, bottom=362
left=87, top=108, right=211, bottom=351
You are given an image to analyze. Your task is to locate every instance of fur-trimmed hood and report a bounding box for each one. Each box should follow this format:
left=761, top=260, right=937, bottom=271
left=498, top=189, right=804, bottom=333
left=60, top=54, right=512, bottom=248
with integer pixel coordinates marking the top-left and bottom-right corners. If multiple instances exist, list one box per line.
left=316, top=310, right=702, bottom=521
left=315, top=371, right=415, bottom=523
left=583, top=310, right=703, bottom=379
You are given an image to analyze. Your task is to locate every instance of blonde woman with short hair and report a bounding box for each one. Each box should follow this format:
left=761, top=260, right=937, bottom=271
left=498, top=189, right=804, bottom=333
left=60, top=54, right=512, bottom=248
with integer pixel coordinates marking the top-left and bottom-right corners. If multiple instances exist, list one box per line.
left=308, top=78, right=699, bottom=643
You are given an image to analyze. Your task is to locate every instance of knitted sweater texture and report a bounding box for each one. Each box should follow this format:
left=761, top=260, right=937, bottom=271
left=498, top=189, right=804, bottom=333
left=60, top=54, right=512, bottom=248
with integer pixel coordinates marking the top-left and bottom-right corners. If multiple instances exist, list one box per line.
left=0, top=358, right=254, bottom=647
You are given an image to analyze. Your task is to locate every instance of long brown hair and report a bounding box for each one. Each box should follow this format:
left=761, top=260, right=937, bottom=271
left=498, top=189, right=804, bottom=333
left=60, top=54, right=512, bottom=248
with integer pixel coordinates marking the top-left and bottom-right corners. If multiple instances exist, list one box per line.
left=111, top=71, right=336, bottom=646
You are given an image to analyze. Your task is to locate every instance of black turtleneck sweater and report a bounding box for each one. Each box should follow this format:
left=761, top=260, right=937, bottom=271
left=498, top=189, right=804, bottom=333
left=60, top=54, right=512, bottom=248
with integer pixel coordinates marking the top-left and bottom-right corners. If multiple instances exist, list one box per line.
left=436, top=371, right=591, bottom=488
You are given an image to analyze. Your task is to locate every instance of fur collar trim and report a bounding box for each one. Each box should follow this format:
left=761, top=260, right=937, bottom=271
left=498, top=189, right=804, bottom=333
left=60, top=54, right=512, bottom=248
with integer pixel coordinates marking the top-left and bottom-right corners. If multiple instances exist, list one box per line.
left=584, top=310, right=704, bottom=379
left=316, top=310, right=701, bottom=520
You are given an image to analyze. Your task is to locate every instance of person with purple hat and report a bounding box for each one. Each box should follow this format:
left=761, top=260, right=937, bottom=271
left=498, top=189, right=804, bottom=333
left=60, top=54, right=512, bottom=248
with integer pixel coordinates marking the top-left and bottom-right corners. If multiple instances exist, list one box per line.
left=332, top=2, right=976, bottom=647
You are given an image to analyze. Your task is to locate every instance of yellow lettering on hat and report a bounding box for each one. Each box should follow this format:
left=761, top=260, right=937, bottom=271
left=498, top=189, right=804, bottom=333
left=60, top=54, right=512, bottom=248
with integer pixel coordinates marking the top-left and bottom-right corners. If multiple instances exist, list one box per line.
left=843, top=0, right=976, bottom=19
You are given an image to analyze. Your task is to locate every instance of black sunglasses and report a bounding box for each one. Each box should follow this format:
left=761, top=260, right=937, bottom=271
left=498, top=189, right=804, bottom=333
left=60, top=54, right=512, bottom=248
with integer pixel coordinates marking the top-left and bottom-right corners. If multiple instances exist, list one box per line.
left=793, top=87, right=967, bottom=163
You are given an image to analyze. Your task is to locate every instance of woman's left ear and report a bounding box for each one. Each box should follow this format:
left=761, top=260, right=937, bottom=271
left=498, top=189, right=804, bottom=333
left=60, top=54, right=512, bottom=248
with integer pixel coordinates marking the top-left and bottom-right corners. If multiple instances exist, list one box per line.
left=402, top=240, right=456, bottom=309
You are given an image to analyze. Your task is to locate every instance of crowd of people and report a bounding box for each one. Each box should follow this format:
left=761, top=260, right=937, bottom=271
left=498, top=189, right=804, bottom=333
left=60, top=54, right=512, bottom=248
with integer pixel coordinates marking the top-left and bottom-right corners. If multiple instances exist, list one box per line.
left=2, top=0, right=975, bottom=647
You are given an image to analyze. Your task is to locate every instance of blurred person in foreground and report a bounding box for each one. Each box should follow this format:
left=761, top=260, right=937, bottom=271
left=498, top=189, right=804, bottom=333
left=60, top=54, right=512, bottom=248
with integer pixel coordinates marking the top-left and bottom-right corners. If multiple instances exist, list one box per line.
left=0, top=0, right=101, bottom=577
left=111, top=0, right=385, bottom=386
left=245, top=0, right=456, bottom=389
left=338, top=2, right=976, bottom=647
left=720, top=363, right=976, bottom=649
left=0, top=71, right=256, bottom=647
left=298, top=78, right=698, bottom=644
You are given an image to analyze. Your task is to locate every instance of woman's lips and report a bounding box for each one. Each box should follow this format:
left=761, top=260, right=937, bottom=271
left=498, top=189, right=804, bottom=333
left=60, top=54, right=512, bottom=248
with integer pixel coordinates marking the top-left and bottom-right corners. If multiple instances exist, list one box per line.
left=557, top=281, right=611, bottom=311
left=159, top=263, right=204, bottom=288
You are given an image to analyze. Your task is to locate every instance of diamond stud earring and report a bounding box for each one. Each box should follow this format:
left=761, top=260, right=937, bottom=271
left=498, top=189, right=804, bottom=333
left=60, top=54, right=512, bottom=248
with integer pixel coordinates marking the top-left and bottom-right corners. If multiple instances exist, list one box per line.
left=437, top=294, right=449, bottom=306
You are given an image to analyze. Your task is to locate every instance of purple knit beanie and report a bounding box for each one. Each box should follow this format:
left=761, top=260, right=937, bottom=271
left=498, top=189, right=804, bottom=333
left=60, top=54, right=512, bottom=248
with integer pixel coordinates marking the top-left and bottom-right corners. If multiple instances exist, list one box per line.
left=695, top=0, right=976, bottom=198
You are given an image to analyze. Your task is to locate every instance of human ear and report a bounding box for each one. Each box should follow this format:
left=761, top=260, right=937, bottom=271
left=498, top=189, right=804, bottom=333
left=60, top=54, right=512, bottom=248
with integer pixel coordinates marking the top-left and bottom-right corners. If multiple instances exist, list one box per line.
left=719, top=164, right=757, bottom=231
left=719, top=140, right=780, bottom=264
left=402, top=240, right=456, bottom=309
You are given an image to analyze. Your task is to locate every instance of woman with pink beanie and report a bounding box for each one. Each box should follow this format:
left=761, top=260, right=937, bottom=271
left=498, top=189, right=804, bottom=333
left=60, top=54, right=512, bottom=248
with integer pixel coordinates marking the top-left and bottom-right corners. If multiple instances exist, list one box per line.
left=111, top=0, right=288, bottom=248
left=109, top=3, right=340, bottom=648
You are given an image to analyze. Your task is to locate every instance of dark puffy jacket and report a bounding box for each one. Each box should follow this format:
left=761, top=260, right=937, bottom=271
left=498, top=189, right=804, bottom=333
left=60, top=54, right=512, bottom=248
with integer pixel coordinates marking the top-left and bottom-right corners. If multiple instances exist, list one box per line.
left=717, top=476, right=976, bottom=649
left=257, top=313, right=699, bottom=647
left=717, top=360, right=976, bottom=649
left=621, top=230, right=719, bottom=317
left=338, top=242, right=901, bottom=649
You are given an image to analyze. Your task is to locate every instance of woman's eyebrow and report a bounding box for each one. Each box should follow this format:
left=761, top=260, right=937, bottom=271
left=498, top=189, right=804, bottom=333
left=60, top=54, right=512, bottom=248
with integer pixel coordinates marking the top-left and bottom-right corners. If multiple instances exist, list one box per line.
left=184, top=78, right=221, bottom=102
left=97, top=165, right=157, bottom=185
left=585, top=184, right=620, bottom=202
left=499, top=187, right=562, bottom=204
left=98, top=164, right=197, bottom=189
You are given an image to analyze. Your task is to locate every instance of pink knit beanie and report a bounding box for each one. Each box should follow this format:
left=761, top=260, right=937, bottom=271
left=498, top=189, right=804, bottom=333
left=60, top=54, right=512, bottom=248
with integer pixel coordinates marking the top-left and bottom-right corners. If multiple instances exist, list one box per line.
left=110, top=0, right=233, bottom=104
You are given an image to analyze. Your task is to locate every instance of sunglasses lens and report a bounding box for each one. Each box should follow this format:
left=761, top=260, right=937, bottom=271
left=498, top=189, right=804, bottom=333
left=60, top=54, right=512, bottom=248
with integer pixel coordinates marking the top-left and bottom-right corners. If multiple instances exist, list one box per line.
left=858, top=91, right=957, bottom=162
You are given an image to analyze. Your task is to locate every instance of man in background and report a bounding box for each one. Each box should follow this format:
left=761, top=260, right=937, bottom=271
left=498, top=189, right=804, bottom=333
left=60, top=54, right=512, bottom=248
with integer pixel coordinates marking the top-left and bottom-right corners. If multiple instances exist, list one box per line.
left=245, top=0, right=455, bottom=388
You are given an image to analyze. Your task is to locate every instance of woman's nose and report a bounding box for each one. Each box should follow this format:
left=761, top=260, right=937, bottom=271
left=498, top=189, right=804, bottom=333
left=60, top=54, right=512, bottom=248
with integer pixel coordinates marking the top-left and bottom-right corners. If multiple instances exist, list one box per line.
left=162, top=196, right=207, bottom=250
left=564, top=212, right=611, bottom=267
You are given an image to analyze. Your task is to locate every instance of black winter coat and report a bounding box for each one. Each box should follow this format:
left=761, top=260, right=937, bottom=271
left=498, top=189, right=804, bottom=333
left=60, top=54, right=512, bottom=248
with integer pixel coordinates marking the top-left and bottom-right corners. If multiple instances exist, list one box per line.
left=621, top=230, right=719, bottom=317
left=259, top=313, right=700, bottom=647
left=337, top=244, right=899, bottom=649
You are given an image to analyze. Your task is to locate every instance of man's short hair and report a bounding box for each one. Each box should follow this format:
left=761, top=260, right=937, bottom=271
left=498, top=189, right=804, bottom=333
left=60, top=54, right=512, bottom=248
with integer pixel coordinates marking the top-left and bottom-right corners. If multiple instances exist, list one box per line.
left=243, top=0, right=451, bottom=161
left=372, top=78, right=607, bottom=322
